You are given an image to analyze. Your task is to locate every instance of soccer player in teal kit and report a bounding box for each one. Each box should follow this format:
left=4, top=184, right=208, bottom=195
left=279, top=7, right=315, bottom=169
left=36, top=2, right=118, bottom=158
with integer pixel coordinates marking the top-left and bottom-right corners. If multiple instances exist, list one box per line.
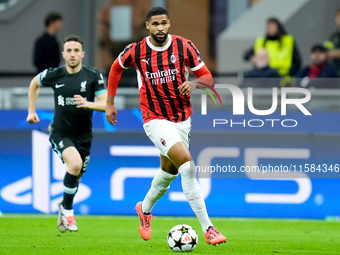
left=27, top=35, right=107, bottom=232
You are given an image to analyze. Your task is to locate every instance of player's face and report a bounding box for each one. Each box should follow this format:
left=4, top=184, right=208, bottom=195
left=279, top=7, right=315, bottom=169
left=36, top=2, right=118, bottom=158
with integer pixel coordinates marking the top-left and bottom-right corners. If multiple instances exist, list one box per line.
left=146, top=15, right=170, bottom=46
left=62, top=41, right=84, bottom=69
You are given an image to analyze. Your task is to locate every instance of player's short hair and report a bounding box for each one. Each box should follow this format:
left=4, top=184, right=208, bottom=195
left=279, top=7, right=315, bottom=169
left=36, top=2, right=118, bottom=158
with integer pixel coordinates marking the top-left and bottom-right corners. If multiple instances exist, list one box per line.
left=44, top=12, right=62, bottom=27
left=64, top=34, right=84, bottom=46
left=146, top=6, right=169, bottom=21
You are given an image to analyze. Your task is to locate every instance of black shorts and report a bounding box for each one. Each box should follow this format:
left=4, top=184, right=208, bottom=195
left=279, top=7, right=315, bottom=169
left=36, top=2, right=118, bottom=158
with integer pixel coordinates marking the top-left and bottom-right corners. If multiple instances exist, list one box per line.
left=49, top=134, right=91, bottom=173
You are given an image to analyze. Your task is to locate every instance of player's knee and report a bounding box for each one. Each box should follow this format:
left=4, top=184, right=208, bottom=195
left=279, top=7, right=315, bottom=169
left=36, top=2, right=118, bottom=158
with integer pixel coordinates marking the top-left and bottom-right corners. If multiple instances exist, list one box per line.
left=161, top=161, right=178, bottom=175
left=168, top=144, right=191, bottom=168
left=178, top=161, right=199, bottom=190
left=178, top=161, right=193, bottom=175
left=67, top=160, right=83, bottom=175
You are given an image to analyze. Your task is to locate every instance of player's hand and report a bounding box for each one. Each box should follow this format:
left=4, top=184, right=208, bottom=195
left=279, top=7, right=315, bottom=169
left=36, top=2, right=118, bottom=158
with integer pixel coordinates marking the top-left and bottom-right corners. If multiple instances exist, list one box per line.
left=74, top=95, right=89, bottom=109
left=178, top=81, right=198, bottom=96
left=106, top=104, right=118, bottom=126
left=26, top=112, right=40, bottom=124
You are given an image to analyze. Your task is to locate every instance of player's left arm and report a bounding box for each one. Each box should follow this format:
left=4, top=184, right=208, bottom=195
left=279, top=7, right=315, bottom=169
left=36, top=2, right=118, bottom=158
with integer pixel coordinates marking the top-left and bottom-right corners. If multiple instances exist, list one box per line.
left=178, top=64, right=213, bottom=96
left=74, top=92, right=107, bottom=112
left=178, top=40, right=213, bottom=96
left=74, top=71, right=107, bottom=112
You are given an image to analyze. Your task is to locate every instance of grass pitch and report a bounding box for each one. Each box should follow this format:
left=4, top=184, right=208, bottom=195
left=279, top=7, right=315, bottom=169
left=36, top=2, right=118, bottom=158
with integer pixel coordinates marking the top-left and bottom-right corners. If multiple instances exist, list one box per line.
left=0, top=214, right=339, bottom=254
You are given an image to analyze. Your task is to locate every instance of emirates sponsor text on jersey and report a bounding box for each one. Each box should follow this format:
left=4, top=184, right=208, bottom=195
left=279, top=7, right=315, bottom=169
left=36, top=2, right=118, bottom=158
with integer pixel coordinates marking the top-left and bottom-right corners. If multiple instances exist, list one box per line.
left=145, top=68, right=180, bottom=85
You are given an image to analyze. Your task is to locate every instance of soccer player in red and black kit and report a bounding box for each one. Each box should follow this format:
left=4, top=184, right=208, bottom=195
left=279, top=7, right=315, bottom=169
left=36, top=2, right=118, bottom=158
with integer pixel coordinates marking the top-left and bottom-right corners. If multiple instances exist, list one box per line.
left=106, top=7, right=226, bottom=245
left=27, top=35, right=107, bottom=232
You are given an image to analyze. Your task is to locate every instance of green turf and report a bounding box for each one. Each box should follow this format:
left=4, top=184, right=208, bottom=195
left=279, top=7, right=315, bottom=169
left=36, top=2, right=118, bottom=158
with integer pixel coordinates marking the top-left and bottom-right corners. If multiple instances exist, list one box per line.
left=0, top=214, right=339, bottom=254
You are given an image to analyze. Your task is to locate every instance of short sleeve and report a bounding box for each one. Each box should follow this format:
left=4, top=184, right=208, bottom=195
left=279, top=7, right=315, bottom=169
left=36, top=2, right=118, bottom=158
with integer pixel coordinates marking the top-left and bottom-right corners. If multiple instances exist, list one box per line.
left=186, top=40, right=204, bottom=71
left=117, top=43, right=136, bottom=69
left=94, top=72, right=107, bottom=96
left=38, top=68, right=55, bottom=87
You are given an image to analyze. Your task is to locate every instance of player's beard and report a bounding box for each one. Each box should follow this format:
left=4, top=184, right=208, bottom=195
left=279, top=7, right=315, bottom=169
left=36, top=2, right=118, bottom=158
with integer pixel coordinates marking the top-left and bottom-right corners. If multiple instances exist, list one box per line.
left=151, top=32, right=168, bottom=44
left=67, top=59, right=81, bottom=69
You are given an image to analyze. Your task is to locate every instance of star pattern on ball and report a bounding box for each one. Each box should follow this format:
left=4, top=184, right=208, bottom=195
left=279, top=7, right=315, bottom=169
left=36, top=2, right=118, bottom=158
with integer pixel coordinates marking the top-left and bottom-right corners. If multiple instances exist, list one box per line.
left=173, top=236, right=186, bottom=251
left=168, top=224, right=198, bottom=252
left=188, top=235, right=197, bottom=249
left=181, top=226, right=189, bottom=233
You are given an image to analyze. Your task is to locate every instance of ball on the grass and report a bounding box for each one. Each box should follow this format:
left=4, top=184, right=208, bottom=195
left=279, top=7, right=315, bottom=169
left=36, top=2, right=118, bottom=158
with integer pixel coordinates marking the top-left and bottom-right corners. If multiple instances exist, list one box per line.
left=167, top=224, right=198, bottom=252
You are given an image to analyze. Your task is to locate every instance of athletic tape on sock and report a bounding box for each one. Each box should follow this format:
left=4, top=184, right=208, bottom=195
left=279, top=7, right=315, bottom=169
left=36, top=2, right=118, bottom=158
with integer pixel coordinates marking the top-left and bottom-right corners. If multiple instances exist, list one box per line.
left=63, top=185, right=78, bottom=194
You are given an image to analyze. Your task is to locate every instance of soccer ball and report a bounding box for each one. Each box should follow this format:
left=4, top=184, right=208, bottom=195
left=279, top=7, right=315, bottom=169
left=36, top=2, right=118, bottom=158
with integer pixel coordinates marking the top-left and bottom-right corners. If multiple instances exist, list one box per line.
left=167, top=224, right=198, bottom=252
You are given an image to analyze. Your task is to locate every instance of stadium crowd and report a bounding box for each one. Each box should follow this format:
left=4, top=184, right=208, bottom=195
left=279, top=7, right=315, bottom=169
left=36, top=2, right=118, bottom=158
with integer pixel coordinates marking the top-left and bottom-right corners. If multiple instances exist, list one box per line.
left=241, top=10, right=340, bottom=88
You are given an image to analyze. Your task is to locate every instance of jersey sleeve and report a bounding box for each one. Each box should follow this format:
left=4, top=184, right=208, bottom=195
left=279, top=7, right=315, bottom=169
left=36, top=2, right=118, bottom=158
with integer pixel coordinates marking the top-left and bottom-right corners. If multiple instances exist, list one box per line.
left=185, top=40, right=205, bottom=71
left=94, top=72, right=107, bottom=96
left=38, top=68, right=57, bottom=87
left=107, top=43, right=136, bottom=96
left=117, top=43, right=136, bottom=69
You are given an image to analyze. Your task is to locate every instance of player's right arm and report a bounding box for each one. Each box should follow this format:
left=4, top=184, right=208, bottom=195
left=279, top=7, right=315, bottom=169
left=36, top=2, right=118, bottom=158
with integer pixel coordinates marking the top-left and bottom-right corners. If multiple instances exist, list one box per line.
left=106, top=43, right=135, bottom=126
left=27, top=74, right=41, bottom=124
left=105, top=58, right=123, bottom=126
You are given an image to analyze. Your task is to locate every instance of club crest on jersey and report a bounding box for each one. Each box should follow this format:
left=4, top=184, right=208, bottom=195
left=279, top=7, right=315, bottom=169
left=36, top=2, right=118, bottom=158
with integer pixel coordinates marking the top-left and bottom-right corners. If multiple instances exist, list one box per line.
left=57, top=95, right=65, bottom=106
left=160, top=138, right=167, bottom=147
left=80, top=81, right=87, bottom=92
left=170, top=54, right=176, bottom=63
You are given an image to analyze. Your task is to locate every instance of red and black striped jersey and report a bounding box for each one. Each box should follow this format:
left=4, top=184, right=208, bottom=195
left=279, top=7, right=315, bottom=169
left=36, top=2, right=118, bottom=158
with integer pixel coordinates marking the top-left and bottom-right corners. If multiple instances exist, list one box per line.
left=110, top=34, right=208, bottom=123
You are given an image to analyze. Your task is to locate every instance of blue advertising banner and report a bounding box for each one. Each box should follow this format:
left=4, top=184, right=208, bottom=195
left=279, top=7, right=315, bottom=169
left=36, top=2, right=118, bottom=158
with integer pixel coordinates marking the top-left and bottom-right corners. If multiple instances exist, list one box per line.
left=1, top=109, right=340, bottom=133
left=0, top=110, right=339, bottom=219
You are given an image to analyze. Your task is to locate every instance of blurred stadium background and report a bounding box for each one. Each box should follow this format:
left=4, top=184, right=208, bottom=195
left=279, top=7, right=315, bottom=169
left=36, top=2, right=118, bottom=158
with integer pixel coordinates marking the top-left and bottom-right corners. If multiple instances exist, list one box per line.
left=0, top=0, right=339, bottom=221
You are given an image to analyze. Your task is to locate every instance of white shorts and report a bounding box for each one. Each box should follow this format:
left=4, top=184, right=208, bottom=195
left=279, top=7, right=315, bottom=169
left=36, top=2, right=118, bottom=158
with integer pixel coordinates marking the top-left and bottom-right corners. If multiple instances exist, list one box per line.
left=143, top=117, right=191, bottom=158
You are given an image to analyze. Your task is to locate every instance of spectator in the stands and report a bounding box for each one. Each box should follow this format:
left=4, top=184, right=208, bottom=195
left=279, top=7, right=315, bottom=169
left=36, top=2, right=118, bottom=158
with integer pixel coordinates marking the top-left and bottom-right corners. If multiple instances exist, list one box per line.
left=33, top=12, right=63, bottom=73
left=296, top=44, right=339, bottom=88
left=240, top=48, right=281, bottom=88
left=246, top=17, right=301, bottom=78
left=324, top=8, right=340, bottom=77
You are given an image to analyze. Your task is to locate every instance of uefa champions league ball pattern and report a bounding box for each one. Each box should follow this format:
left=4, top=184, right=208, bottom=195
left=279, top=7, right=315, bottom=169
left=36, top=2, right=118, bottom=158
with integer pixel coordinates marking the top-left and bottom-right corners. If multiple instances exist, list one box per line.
left=167, top=224, right=198, bottom=252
